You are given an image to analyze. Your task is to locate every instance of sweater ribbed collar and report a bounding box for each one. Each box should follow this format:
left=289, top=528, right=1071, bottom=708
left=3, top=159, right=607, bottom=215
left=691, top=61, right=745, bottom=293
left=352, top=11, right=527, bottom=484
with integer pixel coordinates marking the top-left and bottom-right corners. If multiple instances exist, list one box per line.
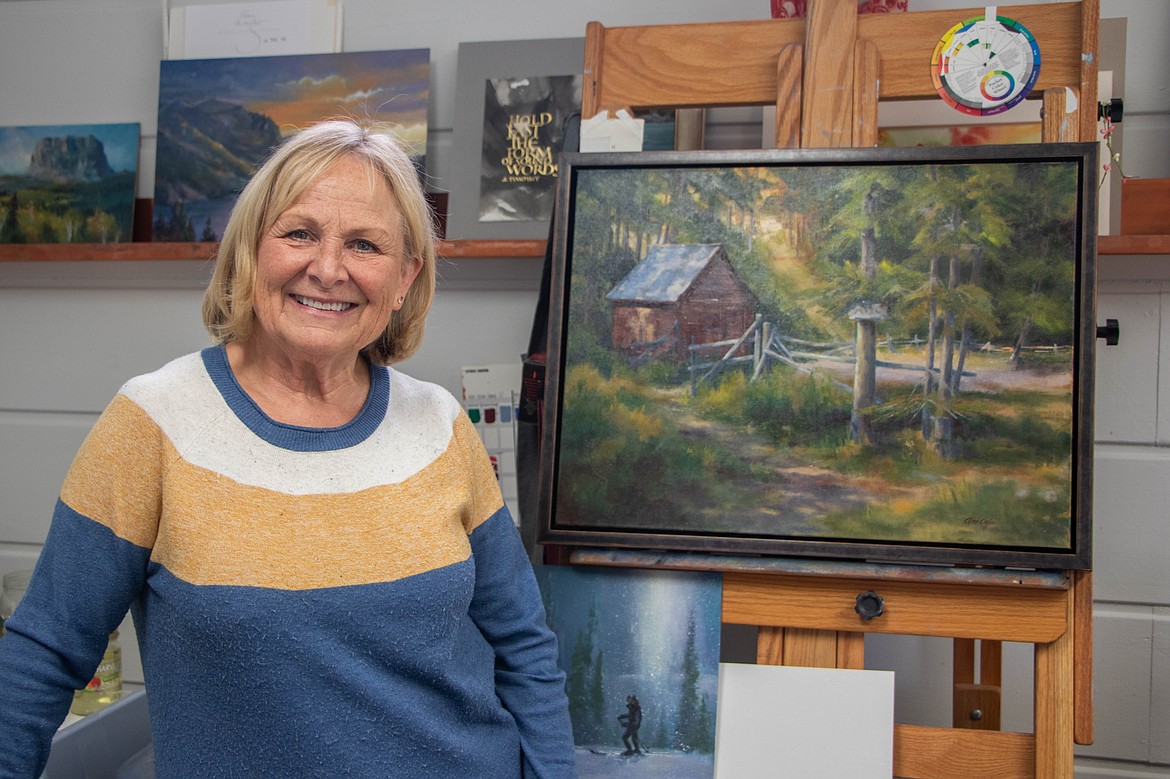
left=201, top=345, right=388, bottom=451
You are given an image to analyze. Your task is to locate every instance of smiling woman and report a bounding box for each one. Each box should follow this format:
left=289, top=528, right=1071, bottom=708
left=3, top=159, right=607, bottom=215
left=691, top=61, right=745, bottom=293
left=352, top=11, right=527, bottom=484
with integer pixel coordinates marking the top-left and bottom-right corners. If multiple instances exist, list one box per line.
left=203, top=120, right=437, bottom=369
left=0, top=120, right=576, bottom=779
left=230, top=154, right=421, bottom=426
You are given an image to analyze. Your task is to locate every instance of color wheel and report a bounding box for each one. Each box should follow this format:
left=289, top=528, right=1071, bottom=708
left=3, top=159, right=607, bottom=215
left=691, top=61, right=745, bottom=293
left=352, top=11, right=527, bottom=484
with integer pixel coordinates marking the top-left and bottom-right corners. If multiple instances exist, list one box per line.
left=931, top=9, right=1040, bottom=117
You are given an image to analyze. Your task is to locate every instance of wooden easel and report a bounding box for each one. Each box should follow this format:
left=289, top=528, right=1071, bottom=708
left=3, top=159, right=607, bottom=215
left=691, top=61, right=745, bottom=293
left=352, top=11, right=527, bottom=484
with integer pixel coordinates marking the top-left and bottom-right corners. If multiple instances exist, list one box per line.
left=575, top=2, right=1098, bottom=776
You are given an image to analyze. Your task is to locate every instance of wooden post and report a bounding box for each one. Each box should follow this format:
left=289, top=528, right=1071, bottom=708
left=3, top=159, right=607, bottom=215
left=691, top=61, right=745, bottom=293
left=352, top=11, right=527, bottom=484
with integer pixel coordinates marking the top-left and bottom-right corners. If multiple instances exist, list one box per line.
left=581, top=21, right=605, bottom=120
left=852, top=38, right=880, bottom=147
left=801, top=0, right=856, bottom=148
left=775, top=43, right=804, bottom=149
left=1035, top=587, right=1076, bottom=777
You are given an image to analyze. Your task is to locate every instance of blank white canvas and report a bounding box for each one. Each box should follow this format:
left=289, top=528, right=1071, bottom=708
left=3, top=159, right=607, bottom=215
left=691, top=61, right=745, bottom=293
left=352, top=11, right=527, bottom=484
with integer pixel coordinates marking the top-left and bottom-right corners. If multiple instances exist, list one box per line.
left=714, top=662, right=894, bottom=779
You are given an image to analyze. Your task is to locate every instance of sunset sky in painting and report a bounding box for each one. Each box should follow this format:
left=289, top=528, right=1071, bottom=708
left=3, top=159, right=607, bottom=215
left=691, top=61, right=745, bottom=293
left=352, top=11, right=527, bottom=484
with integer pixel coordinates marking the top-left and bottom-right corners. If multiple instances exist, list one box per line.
left=158, top=48, right=429, bottom=155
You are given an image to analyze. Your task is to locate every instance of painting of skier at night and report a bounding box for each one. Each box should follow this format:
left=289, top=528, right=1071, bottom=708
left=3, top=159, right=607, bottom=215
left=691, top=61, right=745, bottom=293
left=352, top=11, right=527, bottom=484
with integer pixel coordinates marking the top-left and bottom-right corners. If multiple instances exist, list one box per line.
left=534, top=564, right=722, bottom=777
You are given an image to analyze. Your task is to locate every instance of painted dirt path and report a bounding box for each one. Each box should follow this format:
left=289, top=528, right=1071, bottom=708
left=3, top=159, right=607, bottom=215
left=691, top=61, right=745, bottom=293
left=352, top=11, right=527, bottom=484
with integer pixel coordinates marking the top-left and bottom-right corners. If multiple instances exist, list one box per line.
left=654, top=388, right=891, bottom=537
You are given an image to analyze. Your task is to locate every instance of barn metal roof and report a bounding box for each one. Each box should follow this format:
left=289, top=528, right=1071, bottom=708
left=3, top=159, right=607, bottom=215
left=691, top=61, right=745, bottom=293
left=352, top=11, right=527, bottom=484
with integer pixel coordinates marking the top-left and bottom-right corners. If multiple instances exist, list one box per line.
left=605, top=243, right=724, bottom=303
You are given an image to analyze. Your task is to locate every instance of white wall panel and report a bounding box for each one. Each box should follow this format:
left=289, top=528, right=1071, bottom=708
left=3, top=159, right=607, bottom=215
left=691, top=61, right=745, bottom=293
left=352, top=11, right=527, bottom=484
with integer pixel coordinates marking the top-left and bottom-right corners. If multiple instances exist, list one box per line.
left=1076, top=759, right=1170, bottom=779
left=1098, top=0, right=1170, bottom=116
left=1095, top=287, right=1160, bottom=444
left=1093, top=445, right=1170, bottom=604
left=864, top=633, right=1033, bottom=734
left=1121, top=115, right=1170, bottom=181
left=0, top=413, right=96, bottom=545
left=1077, top=605, right=1156, bottom=763
left=399, top=282, right=540, bottom=398
left=1153, top=608, right=1170, bottom=764
left=0, top=287, right=210, bottom=413
left=1160, top=291, right=1170, bottom=446
left=0, top=2, right=164, bottom=128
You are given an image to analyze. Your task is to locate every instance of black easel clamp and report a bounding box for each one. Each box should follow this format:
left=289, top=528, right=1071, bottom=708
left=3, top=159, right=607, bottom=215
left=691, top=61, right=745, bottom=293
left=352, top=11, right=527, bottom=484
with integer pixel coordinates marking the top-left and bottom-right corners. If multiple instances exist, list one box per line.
left=1098, top=98, right=1124, bottom=123
left=1097, top=319, right=1120, bottom=346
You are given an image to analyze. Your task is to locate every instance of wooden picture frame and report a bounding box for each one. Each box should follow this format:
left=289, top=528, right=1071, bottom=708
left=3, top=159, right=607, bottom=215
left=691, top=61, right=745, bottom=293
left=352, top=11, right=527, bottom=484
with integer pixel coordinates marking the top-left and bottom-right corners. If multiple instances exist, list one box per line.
left=538, top=143, right=1097, bottom=570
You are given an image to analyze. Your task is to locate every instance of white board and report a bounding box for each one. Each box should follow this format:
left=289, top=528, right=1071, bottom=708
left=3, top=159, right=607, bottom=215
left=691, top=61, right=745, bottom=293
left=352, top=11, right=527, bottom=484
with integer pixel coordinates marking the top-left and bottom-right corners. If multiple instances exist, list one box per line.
left=715, top=662, right=894, bottom=779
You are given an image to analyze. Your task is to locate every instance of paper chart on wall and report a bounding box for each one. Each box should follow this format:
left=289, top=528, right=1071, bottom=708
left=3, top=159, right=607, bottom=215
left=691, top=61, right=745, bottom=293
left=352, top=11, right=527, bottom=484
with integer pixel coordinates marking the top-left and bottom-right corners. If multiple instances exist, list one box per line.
left=166, top=0, right=341, bottom=59
left=461, top=364, right=522, bottom=527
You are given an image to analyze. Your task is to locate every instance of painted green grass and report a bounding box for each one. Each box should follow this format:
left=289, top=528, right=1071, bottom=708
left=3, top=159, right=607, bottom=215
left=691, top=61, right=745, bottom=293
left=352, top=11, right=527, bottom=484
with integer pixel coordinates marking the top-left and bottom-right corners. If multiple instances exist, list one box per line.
left=556, top=364, right=760, bottom=530
left=820, top=470, right=1071, bottom=547
left=556, top=361, right=1073, bottom=548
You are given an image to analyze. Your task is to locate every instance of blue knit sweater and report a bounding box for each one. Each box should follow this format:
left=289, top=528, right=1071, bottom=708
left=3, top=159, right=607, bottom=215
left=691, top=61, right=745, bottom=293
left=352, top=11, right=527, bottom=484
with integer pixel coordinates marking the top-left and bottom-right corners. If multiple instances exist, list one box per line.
left=0, top=347, right=576, bottom=778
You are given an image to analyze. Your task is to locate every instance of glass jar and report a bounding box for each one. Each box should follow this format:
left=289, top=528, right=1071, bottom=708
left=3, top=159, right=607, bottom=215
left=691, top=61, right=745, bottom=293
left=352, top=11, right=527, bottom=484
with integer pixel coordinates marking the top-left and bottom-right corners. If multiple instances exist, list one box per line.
left=70, top=631, right=123, bottom=716
left=1, top=569, right=33, bottom=637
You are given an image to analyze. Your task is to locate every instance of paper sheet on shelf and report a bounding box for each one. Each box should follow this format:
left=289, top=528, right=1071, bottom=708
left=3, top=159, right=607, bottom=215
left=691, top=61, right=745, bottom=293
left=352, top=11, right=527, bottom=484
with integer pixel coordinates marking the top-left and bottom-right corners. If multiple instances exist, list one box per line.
left=579, top=109, right=645, bottom=153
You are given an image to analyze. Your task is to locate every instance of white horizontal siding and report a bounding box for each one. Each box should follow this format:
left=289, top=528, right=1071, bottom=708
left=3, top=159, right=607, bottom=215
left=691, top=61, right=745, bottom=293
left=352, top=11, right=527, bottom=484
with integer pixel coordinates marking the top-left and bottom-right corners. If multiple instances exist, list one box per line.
left=1095, top=288, right=1160, bottom=444
left=1092, top=446, right=1170, bottom=604
left=1077, top=605, right=1158, bottom=763
left=0, top=412, right=96, bottom=545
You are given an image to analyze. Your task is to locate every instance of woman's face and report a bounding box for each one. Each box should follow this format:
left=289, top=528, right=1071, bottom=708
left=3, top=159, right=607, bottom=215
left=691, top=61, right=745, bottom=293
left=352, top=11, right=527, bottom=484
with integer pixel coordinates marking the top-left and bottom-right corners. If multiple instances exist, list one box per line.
left=250, top=155, right=421, bottom=366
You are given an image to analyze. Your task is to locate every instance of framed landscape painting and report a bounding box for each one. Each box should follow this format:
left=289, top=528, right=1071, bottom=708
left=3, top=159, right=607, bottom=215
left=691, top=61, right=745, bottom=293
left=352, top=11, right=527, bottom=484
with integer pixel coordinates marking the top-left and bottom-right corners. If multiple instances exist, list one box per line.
left=154, top=48, right=428, bottom=242
left=0, top=122, right=139, bottom=244
left=537, top=144, right=1097, bottom=570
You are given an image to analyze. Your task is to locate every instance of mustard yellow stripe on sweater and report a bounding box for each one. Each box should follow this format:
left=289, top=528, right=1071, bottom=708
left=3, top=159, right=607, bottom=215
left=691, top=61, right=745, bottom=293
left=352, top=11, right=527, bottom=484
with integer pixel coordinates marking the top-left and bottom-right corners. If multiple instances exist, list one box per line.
left=60, top=394, right=164, bottom=550
left=62, top=395, right=505, bottom=590
left=153, top=451, right=477, bottom=589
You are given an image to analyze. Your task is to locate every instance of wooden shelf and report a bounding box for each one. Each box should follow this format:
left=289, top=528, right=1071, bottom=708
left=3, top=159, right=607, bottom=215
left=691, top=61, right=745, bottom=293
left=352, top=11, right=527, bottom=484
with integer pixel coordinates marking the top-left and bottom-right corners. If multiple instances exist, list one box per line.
left=1098, top=235, right=1170, bottom=255
left=6, top=235, right=1165, bottom=261
left=0, top=239, right=547, bottom=263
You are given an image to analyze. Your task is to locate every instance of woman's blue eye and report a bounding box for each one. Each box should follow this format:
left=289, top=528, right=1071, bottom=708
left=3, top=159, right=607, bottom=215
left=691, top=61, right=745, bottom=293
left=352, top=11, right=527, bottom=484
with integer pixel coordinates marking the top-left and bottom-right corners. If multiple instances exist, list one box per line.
left=353, top=239, right=378, bottom=253
left=287, top=228, right=311, bottom=240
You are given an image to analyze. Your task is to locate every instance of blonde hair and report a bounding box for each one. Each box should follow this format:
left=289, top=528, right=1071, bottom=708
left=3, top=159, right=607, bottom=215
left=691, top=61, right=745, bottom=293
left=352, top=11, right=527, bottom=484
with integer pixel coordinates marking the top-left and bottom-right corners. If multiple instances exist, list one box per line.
left=201, top=119, right=437, bottom=365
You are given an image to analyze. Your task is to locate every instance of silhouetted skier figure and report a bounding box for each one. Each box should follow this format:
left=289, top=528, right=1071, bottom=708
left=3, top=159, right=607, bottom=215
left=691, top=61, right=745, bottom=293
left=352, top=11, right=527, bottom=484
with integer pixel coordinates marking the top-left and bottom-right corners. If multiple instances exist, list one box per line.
left=618, top=695, right=643, bottom=756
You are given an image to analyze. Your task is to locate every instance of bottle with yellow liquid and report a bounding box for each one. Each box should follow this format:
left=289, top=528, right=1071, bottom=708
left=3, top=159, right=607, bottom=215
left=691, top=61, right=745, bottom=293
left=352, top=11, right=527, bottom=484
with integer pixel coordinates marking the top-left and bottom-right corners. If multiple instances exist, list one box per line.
left=70, top=631, right=122, bottom=715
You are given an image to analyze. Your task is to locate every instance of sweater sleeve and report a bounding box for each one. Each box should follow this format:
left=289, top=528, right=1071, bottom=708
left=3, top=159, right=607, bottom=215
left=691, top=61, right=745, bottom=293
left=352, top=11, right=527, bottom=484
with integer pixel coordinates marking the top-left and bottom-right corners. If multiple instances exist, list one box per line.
left=468, top=509, right=577, bottom=779
left=0, top=395, right=157, bottom=778
left=448, top=408, right=575, bottom=777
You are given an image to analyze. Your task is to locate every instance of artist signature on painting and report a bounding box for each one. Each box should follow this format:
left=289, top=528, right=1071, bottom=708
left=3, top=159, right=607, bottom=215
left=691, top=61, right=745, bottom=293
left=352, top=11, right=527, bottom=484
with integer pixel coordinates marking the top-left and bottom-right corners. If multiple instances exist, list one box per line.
left=962, top=517, right=997, bottom=527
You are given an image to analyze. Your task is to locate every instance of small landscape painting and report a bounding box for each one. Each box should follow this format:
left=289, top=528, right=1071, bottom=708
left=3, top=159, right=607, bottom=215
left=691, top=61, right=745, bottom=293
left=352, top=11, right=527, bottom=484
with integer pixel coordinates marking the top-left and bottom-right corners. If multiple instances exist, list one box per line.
left=154, top=48, right=428, bottom=242
left=0, top=123, right=139, bottom=244
left=533, top=564, right=722, bottom=778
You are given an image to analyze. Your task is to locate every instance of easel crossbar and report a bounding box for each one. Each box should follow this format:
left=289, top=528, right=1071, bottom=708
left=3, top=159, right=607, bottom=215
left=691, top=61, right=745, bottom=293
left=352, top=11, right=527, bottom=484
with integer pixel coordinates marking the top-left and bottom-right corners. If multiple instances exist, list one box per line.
left=895, top=725, right=1035, bottom=779
left=584, top=3, right=1085, bottom=114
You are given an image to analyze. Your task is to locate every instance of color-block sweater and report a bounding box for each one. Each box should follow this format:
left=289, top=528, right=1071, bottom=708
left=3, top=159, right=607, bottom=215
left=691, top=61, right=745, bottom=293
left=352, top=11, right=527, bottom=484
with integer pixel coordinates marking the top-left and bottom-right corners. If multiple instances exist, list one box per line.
left=0, top=346, right=575, bottom=778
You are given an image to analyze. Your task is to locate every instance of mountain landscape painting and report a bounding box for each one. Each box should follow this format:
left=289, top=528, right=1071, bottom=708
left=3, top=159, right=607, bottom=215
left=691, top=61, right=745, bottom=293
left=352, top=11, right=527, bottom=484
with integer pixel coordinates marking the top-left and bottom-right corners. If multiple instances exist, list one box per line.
left=0, top=123, right=139, bottom=244
left=533, top=564, right=722, bottom=778
left=153, top=48, right=429, bottom=242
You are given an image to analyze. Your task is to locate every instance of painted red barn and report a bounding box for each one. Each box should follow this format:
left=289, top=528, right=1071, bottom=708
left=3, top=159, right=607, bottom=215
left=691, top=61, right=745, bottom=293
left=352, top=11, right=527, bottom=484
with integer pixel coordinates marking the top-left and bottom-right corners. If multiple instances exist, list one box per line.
left=606, top=243, right=759, bottom=363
